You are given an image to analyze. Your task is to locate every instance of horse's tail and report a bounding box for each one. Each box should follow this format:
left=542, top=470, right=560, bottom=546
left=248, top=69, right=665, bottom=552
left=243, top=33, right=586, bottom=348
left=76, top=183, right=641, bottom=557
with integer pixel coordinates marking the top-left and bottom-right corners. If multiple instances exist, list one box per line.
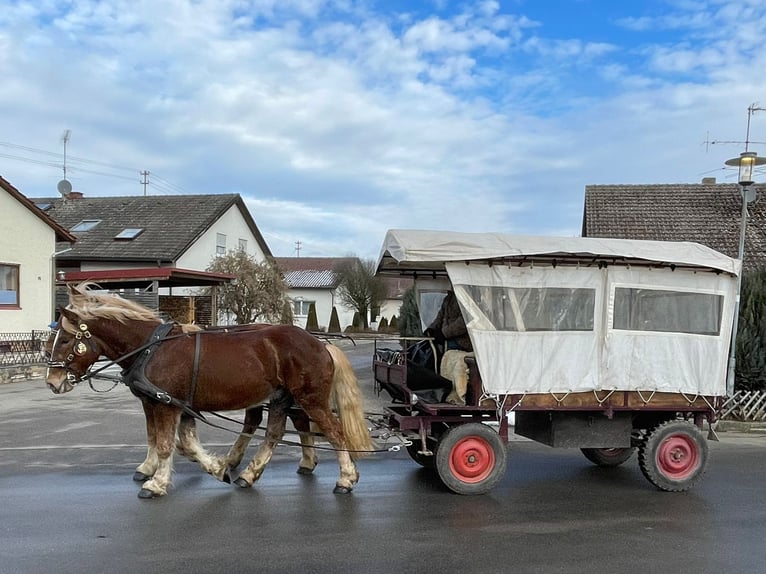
left=326, top=344, right=373, bottom=459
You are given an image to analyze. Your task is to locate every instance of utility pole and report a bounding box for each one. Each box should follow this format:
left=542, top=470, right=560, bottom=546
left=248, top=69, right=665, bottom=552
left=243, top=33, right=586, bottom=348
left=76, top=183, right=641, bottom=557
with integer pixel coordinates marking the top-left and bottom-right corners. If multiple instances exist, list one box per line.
left=140, top=170, right=150, bottom=196
left=294, top=241, right=302, bottom=257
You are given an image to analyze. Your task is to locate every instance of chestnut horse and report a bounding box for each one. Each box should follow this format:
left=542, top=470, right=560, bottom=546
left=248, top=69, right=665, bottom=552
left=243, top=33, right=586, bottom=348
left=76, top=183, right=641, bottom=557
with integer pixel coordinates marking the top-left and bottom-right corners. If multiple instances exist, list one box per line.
left=46, top=284, right=372, bottom=498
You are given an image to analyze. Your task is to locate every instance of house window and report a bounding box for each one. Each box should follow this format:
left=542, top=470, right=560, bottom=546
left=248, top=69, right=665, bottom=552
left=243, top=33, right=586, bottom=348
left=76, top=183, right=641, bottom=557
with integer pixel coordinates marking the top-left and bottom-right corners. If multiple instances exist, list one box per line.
left=613, top=287, right=723, bottom=336
left=70, top=219, right=101, bottom=232
left=115, top=228, right=144, bottom=240
left=238, top=238, right=248, bottom=251
left=216, top=233, right=227, bottom=256
left=292, top=299, right=315, bottom=316
left=0, top=264, right=20, bottom=307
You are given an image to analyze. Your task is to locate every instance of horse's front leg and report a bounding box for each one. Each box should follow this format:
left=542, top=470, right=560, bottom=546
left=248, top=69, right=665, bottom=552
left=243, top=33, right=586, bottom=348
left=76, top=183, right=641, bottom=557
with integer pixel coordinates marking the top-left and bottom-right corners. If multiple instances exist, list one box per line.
left=235, top=396, right=289, bottom=488
left=138, top=405, right=180, bottom=499
left=134, top=400, right=159, bottom=482
left=175, top=413, right=230, bottom=482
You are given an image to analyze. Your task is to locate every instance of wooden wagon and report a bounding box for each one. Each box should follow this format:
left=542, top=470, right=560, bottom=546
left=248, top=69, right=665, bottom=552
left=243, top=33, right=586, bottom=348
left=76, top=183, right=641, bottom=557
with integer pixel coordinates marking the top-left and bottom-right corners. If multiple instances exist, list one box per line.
left=373, top=230, right=740, bottom=494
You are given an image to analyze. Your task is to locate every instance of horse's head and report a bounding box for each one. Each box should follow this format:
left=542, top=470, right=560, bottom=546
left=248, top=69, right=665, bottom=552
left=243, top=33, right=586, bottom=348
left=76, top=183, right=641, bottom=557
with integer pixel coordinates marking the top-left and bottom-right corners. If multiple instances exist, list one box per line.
left=45, top=308, right=103, bottom=394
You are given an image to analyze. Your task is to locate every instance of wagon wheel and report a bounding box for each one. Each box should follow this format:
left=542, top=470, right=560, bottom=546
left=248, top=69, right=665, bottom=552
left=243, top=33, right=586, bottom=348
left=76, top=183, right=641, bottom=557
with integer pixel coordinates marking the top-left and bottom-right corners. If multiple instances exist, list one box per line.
left=435, top=423, right=507, bottom=495
left=581, top=447, right=635, bottom=467
left=406, top=438, right=437, bottom=469
left=638, top=420, right=708, bottom=492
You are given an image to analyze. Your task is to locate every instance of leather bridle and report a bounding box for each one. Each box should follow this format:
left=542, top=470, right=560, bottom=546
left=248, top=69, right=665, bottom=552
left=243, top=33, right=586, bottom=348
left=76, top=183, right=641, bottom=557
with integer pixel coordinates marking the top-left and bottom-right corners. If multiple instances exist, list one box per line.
left=46, top=321, right=98, bottom=386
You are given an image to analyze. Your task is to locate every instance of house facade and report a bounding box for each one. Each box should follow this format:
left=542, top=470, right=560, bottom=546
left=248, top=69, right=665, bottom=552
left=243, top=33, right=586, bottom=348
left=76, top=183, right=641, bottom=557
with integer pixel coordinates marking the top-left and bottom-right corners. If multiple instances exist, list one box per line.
left=0, top=177, right=75, bottom=332
left=34, top=192, right=271, bottom=325
left=275, top=257, right=359, bottom=331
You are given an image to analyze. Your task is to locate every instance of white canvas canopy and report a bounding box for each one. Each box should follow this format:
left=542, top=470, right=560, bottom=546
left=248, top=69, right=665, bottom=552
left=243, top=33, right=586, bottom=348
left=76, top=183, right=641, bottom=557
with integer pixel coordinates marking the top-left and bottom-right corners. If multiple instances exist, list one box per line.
left=377, top=230, right=740, bottom=397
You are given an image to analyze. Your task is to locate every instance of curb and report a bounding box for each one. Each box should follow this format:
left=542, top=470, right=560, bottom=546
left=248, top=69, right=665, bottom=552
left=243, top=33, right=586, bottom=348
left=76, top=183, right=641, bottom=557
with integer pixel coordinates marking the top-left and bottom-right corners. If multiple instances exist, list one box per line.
left=715, top=420, right=766, bottom=434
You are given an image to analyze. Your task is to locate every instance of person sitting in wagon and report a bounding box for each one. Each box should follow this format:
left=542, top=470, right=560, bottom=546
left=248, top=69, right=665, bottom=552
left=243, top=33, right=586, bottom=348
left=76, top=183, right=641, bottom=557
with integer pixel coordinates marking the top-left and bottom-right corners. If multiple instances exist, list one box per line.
left=424, top=290, right=474, bottom=404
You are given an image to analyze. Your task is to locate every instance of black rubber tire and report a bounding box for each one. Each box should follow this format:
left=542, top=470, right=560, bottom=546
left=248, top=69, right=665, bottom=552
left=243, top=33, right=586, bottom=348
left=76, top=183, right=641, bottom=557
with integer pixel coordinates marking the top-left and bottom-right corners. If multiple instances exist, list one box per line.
left=435, top=423, right=507, bottom=495
left=406, top=440, right=437, bottom=469
left=581, top=447, right=635, bottom=467
left=638, top=420, right=708, bottom=492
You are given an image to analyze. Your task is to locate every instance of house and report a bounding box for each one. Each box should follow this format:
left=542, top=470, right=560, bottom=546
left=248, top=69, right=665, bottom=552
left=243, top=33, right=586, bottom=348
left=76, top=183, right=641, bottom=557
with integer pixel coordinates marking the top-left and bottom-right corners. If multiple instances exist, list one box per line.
left=378, top=276, right=412, bottom=326
left=582, top=179, right=766, bottom=270
left=0, top=176, right=75, bottom=332
left=34, top=191, right=272, bottom=325
left=275, top=257, right=358, bottom=331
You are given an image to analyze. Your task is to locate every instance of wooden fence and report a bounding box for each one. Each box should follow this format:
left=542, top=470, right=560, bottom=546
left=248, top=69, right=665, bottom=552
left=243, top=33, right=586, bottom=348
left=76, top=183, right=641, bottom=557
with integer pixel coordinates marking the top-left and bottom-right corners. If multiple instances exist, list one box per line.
left=719, top=391, right=766, bottom=422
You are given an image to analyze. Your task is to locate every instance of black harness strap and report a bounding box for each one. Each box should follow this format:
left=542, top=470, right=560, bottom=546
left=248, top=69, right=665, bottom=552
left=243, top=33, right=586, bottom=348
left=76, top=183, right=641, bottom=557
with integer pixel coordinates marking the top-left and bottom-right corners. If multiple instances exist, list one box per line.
left=188, top=332, right=202, bottom=408
left=121, top=323, right=204, bottom=421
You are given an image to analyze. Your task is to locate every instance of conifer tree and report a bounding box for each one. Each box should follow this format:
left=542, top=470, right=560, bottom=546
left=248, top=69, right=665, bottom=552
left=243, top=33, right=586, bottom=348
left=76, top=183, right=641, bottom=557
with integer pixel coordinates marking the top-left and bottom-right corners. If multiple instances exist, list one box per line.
left=736, top=268, right=766, bottom=391
left=328, top=306, right=341, bottom=333
left=305, top=302, right=319, bottom=331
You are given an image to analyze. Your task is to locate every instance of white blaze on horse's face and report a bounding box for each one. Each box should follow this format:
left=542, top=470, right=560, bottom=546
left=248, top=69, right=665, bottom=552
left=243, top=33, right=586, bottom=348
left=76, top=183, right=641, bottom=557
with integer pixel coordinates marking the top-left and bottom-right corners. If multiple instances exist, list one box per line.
left=45, top=322, right=100, bottom=394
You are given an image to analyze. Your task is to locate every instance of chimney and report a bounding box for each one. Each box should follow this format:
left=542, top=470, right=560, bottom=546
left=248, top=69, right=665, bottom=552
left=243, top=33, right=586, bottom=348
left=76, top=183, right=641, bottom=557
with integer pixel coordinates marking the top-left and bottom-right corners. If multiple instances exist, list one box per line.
left=701, top=177, right=716, bottom=185
left=65, top=191, right=84, bottom=199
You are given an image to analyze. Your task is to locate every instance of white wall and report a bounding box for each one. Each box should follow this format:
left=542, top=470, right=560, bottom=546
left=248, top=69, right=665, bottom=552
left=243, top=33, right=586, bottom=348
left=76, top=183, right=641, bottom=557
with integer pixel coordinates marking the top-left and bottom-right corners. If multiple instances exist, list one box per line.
left=0, top=192, right=58, bottom=331
left=172, top=205, right=268, bottom=297
left=288, top=287, right=357, bottom=331
left=177, top=205, right=267, bottom=270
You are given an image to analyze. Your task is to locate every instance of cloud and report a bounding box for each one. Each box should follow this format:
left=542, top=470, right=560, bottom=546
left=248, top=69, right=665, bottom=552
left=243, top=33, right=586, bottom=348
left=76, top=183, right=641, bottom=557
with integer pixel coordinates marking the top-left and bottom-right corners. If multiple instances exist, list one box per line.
left=1, top=0, right=766, bottom=261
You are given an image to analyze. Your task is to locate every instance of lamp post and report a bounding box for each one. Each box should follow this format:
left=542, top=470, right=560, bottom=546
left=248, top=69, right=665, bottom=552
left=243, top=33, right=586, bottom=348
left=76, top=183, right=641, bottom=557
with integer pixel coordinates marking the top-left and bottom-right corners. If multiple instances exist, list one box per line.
left=723, top=151, right=766, bottom=395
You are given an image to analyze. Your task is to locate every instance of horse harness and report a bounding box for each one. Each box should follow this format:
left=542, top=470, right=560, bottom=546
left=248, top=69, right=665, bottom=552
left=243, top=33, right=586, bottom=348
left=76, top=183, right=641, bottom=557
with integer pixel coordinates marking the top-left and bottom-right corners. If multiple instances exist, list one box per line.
left=120, top=323, right=207, bottom=421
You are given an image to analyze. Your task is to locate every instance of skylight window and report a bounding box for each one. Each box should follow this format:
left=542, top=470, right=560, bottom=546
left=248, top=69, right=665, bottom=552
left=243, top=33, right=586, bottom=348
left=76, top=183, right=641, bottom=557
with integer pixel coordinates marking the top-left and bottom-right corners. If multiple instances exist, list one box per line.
left=70, top=219, right=101, bottom=232
left=35, top=202, right=52, bottom=211
left=114, top=228, right=144, bottom=240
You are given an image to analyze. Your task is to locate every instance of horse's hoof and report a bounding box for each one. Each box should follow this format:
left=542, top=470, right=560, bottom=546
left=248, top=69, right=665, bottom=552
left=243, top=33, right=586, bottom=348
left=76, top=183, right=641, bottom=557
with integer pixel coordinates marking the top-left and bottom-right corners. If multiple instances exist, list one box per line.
left=133, top=471, right=151, bottom=482
left=137, top=488, right=158, bottom=499
left=222, top=469, right=233, bottom=484
left=234, top=477, right=252, bottom=489
left=296, top=466, right=314, bottom=475
left=333, top=485, right=353, bottom=494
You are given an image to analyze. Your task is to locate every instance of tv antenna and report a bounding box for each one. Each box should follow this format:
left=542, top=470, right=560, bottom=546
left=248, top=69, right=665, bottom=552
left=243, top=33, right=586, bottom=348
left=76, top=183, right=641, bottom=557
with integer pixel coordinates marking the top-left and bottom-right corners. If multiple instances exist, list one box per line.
left=703, top=104, right=766, bottom=152
left=57, top=129, right=73, bottom=196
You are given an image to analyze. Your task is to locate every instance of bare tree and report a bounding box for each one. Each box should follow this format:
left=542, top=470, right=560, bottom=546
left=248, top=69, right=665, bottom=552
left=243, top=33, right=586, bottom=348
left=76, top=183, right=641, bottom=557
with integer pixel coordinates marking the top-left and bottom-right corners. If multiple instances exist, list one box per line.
left=334, top=257, right=386, bottom=329
left=207, top=251, right=292, bottom=325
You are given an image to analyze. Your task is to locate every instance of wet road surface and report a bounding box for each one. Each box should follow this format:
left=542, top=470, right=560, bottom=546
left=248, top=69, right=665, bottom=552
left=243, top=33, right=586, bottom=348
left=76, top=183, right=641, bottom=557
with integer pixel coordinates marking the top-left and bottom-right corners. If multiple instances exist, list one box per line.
left=2, top=342, right=765, bottom=574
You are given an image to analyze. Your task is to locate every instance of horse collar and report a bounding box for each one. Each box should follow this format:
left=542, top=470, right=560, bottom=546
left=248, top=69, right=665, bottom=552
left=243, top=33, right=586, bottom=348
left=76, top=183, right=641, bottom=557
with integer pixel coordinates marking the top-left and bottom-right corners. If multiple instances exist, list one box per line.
left=121, top=323, right=176, bottom=404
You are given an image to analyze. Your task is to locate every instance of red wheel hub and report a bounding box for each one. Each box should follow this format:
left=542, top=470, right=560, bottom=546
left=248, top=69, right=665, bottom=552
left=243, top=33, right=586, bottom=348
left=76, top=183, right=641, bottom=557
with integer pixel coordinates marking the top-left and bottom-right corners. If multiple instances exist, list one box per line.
left=656, top=434, right=700, bottom=480
left=448, top=437, right=495, bottom=483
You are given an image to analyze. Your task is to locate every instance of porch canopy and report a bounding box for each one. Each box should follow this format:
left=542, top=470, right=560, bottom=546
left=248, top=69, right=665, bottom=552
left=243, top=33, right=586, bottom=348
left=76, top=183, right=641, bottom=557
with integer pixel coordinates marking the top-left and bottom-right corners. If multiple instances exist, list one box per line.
left=55, top=267, right=235, bottom=289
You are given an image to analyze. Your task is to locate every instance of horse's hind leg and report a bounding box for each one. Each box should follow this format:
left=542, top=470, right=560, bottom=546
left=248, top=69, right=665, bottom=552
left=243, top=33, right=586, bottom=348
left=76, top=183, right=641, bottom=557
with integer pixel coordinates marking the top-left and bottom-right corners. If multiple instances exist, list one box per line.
left=234, top=394, right=290, bottom=488
left=222, top=406, right=264, bottom=470
left=175, top=413, right=230, bottom=482
left=138, top=406, right=181, bottom=499
left=134, top=400, right=159, bottom=482
left=289, top=408, right=318, bottom=475
left=300, top=405, right=359, bottom=494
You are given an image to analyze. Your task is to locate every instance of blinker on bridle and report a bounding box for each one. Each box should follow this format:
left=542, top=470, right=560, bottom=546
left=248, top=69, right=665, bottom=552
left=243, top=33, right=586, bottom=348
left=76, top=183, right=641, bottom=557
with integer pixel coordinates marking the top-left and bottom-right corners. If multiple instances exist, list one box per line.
left=47, top=322, right=94, bottom=384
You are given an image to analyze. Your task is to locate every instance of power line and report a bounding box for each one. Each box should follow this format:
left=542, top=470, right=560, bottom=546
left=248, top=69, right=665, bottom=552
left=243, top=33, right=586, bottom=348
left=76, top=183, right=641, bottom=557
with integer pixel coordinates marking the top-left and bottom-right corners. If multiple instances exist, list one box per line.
left=0, top=139, right=187, bottom=194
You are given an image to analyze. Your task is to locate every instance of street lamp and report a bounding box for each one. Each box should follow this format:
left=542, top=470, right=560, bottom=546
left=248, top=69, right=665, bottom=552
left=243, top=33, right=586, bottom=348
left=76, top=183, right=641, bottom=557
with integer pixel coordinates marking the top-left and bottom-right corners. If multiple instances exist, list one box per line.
left=723, top=151, right=766, bottom=395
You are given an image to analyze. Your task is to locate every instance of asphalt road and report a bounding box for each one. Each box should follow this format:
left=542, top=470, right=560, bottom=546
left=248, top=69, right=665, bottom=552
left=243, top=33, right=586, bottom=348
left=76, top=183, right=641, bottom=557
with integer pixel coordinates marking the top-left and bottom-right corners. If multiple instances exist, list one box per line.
left=2, top=342, right=765, bottom=574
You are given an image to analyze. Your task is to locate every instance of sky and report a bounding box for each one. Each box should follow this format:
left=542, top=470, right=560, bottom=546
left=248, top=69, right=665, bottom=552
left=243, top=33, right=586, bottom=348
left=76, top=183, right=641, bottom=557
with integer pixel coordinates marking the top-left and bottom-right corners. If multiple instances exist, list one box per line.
left=1, top=0, right=766, bottom=260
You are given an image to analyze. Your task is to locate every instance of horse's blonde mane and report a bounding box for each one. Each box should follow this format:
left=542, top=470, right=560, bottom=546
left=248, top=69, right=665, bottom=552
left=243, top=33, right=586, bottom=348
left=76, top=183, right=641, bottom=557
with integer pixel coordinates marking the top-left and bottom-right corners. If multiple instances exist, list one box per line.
left=67, top=281, right=160, bottom=324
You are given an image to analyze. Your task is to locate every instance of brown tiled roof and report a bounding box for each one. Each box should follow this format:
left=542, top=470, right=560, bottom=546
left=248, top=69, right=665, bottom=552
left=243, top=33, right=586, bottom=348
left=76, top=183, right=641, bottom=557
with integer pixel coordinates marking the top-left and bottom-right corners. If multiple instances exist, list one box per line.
left=32, top=193, right=271, bottom=263
left=583, top=183, right=766, bottom=270
left=274, top=257, right=357, bottom=273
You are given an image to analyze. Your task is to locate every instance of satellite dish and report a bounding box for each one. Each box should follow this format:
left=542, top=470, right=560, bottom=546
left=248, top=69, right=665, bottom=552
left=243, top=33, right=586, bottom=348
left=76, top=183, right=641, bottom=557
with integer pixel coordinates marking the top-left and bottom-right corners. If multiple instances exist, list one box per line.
left=57, top=179, right=72, bottom=196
